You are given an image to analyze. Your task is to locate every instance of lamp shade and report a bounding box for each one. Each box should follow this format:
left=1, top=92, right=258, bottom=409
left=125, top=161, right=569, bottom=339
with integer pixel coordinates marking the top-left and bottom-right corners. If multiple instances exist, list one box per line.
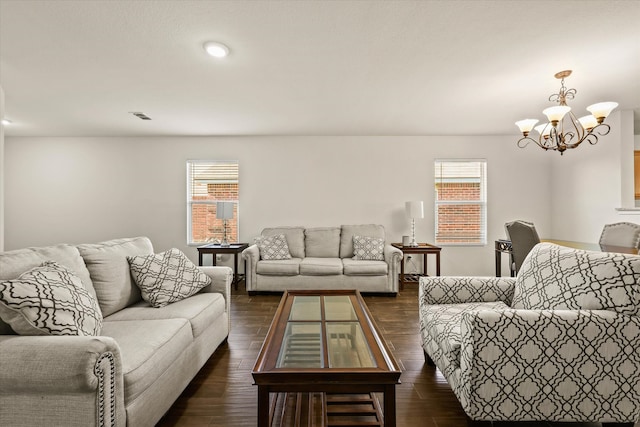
left=515, top=119, right=538, bottom=133
left=405, top=201, right=424, bottom=219
left=586, top=102, right=618, bottom=120
left=534, top=123, right=552, bottom=138
left=543, top=105, right=571, bottom=122
left=216, top=201, right=234, bottom=220
left=578, top=115, right=598, bottom=131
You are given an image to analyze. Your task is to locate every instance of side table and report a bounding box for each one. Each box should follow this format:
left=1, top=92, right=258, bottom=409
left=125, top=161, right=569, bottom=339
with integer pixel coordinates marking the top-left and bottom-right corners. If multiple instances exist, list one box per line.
left=197, top=243, right=249, bottom=290
left=494, top=239, right=515, bottom=277
left=391, top=243, right=441, bottom=290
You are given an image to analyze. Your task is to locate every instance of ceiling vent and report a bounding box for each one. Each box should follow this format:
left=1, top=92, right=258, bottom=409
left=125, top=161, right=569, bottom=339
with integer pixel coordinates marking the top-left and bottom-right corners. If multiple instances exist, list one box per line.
left=130, top=112, right=151, bottom=120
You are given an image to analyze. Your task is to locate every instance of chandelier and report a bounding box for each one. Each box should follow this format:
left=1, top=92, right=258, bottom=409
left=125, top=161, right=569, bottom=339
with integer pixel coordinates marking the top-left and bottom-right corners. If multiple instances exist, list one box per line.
left=515, top=70, right=617, bottom=155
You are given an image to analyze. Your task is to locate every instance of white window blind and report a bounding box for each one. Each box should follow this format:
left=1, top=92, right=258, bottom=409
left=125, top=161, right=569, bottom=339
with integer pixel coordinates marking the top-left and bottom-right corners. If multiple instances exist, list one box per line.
left=187, top=160, right=239, bottom=245
left=434, top=159, right=487, bottom=245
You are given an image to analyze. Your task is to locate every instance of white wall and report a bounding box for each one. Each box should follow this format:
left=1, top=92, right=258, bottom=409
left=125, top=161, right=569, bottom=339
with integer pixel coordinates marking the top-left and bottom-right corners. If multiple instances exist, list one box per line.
left=551, top=110, right=640, bottom=242
left=4, top=135, right=551, bottom=276
left=0, top=85, right=4, bottom=252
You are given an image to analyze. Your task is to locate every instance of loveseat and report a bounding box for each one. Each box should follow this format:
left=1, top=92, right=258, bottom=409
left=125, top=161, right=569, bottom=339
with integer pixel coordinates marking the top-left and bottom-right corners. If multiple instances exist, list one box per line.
left=242, top=225, right=402, bottom=294
left=0, top=237, right=232, bottom=427
left=419, top=243, right=640, bottom=425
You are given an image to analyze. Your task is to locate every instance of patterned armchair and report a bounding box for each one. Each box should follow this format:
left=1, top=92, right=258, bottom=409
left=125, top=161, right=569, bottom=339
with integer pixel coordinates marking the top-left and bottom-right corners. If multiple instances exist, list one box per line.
left=419, top=243, right=640, bottom=425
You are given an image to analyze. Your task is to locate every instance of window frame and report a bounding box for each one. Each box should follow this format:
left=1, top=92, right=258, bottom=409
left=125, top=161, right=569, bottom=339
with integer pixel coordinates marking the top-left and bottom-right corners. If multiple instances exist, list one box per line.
left=434, top=158, right=487, bottom=246
left=186, top=160, right=239, bottom=246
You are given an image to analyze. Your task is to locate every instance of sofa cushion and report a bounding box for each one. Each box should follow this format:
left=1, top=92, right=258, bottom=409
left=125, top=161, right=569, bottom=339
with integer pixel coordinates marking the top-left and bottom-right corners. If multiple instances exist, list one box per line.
left=104, top=293, right=224, bottom=338
left=352, top=236, right=385, bottom=261
left=77, top=237, right=153, bottom=317
left=0, top=261, right=103, bottom=336
left=342, top=259, right=388, bottom=276
left=101, top=318, right=192, bottom=403
left=128, top=249, right=211, bottom=308
left=305, top=227, right=341, bottom=258
left=256, top=258, right=301, bottom=276
left=262, top=227, right=305, bottom=258
left=422, top=301, right=510, bottom=368
left=255, top=234, right=292, bottom=260
left=0, top=244, right=97, bottom=335
left=340, top=225, right=385, bottom=259
left=512, top=243, right=640, bottom=315
left=0, top=244, right=96, bottom=299
left=300, top=257, right=343, bottom=276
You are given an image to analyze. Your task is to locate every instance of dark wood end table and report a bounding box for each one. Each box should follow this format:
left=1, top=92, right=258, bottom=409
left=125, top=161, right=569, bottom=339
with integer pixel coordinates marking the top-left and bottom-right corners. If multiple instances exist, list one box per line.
left=391, top=243, right=441, bottom=290
left=197, top=243, right=249, bottom=290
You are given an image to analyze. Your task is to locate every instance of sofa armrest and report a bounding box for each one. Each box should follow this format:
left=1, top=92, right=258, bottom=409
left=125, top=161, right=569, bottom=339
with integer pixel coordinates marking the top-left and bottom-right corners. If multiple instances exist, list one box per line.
left=382, top=244, right=403, bottom=293
left=0, top=335, right=125, bottom=427
left=199, top=266, right=232, bottom=329
left=242, top=244, right=260, bottom=292
left=384, top=244, right=403, bottom=265
left=459, top=309, right=640, bottom=421
left=419, top=276, right=516, bottom=306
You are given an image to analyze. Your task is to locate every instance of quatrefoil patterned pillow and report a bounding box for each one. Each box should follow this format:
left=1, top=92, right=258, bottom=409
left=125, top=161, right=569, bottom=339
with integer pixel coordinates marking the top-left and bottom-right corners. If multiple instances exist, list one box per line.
left=255, top=234, right=292, bottom=260
left=352, top=236, right=385, bottom=261
left=0, top=261, right=103, bottom=336
left=127, top=248, right=211, bottom=308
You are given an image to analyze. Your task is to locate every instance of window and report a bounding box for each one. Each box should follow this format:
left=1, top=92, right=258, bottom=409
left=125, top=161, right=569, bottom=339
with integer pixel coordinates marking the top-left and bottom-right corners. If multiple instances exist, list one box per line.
left=187, top=160, right=239, bottom=245
left=434, top=159, right=487, bottom=245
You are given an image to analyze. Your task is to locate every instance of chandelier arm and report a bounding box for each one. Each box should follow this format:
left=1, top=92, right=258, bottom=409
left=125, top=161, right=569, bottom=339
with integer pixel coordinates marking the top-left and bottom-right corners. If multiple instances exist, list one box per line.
left=517, top=136, right=556, bottom=151
left=591, top=123, right=611, bottom=137
left=557, top=110, right=585, bottom=150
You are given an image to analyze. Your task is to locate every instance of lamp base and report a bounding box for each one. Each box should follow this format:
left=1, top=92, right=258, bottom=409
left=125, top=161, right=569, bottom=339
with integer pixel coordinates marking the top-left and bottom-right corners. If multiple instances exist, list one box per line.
left=408, top=218, right=419, bottom=247
left=221, top=219, right=230, bottom=247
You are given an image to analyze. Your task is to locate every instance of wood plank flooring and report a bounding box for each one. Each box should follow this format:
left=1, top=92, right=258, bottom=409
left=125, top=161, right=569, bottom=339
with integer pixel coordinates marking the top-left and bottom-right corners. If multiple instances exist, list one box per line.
left=157, top=285, right=639, bottom=427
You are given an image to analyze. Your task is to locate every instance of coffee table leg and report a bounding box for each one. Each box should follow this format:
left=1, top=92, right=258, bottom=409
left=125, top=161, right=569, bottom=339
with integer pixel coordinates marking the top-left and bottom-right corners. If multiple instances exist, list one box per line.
left=384, top=385, right=396, bottom=427
left=257, top=386, right=269, bottom=427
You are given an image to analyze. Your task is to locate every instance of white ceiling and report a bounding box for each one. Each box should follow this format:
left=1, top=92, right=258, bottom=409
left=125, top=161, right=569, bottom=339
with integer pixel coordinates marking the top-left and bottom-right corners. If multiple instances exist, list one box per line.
left=1, top=0, right=639, bottom=137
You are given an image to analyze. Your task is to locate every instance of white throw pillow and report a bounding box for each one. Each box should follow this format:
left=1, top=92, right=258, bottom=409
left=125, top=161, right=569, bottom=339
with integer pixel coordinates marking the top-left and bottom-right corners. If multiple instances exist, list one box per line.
left=255, top=234, right=292, bottom=260
left=352, top=236, right=385, bottom=261
left=127, top=248, right=211, bottom=308
left=0, top=261, right=103, bottom=336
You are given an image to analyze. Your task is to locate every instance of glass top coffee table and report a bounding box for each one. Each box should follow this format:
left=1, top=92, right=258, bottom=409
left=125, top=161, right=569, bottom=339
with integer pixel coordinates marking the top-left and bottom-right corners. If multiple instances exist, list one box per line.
left=252, top=289, right=401, bottom=426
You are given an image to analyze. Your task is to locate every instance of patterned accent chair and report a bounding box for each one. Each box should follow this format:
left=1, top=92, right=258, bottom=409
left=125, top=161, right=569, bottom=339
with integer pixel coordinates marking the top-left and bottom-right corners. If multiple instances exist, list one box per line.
left=419, top=242, right=640, bottom=425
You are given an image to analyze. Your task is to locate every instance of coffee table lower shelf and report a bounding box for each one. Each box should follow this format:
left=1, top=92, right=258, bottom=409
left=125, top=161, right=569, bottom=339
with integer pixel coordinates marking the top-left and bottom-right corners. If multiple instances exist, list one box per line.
left=269, top=392, right=383, bottom=427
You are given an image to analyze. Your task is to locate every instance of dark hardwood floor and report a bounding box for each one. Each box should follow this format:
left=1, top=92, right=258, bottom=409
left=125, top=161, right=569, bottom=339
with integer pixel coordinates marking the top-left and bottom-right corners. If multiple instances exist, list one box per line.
left=157, top=285, right=639, bottom=427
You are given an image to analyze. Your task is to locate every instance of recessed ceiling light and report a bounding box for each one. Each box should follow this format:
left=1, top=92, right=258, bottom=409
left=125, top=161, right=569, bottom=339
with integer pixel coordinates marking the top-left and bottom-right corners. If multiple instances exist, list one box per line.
left=1, top=118, right=11, bottom=125
left=203, top=41, right=229, bottom=58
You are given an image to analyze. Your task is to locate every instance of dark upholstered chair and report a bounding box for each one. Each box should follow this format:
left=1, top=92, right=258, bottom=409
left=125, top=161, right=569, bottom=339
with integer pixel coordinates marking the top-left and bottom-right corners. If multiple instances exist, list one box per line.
left=505, top=220, right=540, bottom=275
left=599, top=222, right=640, bottom=249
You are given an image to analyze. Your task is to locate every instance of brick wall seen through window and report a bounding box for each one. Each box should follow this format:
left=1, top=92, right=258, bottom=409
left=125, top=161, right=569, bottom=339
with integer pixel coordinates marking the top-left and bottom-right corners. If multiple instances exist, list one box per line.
left=187, top=161, right=239, bottom=245
left=434, top=160, right=487, bottom=245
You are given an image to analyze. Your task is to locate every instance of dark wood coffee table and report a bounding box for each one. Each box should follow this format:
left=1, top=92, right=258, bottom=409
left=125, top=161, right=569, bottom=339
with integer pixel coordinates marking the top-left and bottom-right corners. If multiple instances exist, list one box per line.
left=252, top=289, right=401, bottom=427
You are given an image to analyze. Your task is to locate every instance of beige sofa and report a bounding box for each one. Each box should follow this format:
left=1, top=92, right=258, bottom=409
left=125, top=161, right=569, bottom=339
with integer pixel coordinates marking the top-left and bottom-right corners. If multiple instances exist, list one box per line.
left=242, top=224, right=402, bottom=295
left=0, top=237, right=232, bottom=427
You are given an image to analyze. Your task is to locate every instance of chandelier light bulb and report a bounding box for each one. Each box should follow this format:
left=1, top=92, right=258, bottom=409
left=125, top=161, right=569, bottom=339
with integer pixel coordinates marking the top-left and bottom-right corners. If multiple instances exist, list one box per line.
left=578, top=115, right=598, bottom=131
left=534, top=123, right=551, bottom=138
left=203, top=41, right=230, bottom=58
left=586, top=102, right=618, bottom=122
left=515, top=119, right=538, bottom=135
left=543, top=106, right=571, bottom=123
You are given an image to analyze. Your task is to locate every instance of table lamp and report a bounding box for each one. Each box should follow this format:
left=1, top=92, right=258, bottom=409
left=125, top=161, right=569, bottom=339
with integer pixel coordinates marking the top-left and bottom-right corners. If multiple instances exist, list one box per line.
left=216, top=201, right=234, bottom=246
left=405, top=201, right=424, bottom=247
